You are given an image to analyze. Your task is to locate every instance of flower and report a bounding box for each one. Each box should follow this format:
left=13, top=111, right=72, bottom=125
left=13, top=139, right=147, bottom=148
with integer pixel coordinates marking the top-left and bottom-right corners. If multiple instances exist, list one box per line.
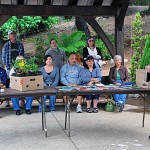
left=12, top=57, right=40, bottom=76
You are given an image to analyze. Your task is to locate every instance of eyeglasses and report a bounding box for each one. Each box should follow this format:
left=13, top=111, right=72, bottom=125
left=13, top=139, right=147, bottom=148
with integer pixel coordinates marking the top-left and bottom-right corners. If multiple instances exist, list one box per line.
left=88, top=40, right=94, bottom=42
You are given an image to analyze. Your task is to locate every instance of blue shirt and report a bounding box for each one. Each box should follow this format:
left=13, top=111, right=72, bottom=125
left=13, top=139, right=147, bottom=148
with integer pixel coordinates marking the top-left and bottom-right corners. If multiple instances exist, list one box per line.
left=60, top=63, right=81, bottom=86
left=0, top=67, right=7, bottom=85
left=40, top=66, right=59, bottom=87
left=2, top=41, right=24, bottom=70
left=80, top=66, right=101, bottom=85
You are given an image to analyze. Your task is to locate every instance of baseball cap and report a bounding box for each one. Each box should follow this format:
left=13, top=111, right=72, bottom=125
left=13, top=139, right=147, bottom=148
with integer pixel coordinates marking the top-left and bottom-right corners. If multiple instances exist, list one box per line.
left=84, top=55, right=94, bottom=61
left=8, top=30, right=16, bottom=36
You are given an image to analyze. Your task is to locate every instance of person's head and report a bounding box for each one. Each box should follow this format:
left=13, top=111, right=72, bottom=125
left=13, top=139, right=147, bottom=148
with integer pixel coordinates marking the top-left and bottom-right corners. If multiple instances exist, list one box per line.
left=50, top=39, right=57, bottom=49
left=44, top=55, right=53, bottom=65
left=87, top=36, right=95, bottom=47
left=8, top=30, right=17, bottom=42
left=16, top=55, right=24, bottom=60
left=84, top=55, right=95, bottom=69
left=113, top=55, right=122, bottom=66
left=68, top=53, right=77, bottom=66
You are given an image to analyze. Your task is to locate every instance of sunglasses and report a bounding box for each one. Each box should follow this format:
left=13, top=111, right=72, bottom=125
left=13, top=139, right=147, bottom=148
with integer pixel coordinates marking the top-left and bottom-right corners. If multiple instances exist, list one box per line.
left=88, top=40, right=94, bottom=42
left=10, top=32, right=16, bottom=34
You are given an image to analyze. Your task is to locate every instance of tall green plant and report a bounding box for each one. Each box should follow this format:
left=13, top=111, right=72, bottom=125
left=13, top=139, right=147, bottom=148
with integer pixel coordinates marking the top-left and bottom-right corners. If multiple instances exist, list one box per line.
left=140, top=34, right=150, bottom=69
left=47, top=31, right=86, bottom=57
left=130, top=13, right=146, bottom=82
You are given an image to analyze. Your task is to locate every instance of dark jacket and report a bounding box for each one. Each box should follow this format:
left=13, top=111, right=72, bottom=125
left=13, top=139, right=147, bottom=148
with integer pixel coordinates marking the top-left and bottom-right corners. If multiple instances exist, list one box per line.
left=82, top=47, right=103, bottom=61
left=109, top=65, right=130, bottom=84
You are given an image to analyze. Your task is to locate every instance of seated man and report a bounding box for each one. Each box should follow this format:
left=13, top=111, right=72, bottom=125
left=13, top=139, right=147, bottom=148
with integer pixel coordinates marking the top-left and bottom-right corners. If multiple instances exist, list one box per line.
left=60, top=53, right=82, bottom=113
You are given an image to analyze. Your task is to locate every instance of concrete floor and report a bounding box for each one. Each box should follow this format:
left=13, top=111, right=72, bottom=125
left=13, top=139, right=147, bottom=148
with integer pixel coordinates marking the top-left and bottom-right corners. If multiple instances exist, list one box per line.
left=0, top=96, right=150, bottom=150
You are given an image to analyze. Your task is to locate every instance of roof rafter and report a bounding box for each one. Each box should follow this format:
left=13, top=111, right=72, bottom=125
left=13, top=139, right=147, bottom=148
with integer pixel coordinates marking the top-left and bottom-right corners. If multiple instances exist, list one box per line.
left=0, top=5, right=116, bottom=16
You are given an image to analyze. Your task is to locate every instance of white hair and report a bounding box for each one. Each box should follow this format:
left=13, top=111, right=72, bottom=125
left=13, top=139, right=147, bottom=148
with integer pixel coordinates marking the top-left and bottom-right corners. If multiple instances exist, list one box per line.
left=113, top=55, right=122, bottom=61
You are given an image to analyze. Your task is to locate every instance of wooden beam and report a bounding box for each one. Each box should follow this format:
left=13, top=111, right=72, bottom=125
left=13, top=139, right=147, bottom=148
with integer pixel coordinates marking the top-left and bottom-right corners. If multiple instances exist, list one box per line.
left=102, top=0, right=113, bottom=6
left=116, top=2, right=129, bottom=31
left=0, top=15, right=11, bottom=27
left=83, top=16, right=115, bottom=57
left=0, top=5, right=116, bottom=16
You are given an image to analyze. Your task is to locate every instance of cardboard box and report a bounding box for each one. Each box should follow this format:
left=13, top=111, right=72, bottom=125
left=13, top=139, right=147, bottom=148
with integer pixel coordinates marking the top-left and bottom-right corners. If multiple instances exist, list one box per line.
left=136, top=69, right=148, bottom=88
left=10, top=75, right=44, bottom=91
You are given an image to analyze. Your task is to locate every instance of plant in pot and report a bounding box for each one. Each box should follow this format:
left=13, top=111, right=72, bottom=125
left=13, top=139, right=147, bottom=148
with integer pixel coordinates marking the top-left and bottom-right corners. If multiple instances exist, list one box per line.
left=12, top=56, right=41, bottom=77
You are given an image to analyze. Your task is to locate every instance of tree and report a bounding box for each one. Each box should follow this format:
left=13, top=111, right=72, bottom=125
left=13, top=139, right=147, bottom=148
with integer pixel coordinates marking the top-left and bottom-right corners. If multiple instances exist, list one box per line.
left=140, top=34, right=150, bottom=69
left=130, top=13, right=146, bottom=82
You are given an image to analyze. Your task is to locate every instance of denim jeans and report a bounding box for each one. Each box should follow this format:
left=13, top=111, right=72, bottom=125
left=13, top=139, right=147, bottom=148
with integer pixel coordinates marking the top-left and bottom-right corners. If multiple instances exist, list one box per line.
left=38, top=95, right=56, bottom=111
left=113, top=80, right=127, bottom=105
left=11, top=97, right=33, bottom=110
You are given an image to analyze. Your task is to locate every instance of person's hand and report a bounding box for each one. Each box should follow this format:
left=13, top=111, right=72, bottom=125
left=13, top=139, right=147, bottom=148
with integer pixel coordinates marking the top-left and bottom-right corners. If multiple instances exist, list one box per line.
left=68, top=84, right=77, bottom=87
left=87, top=81, right=94, bottom=86
left=92, top=55, right=96, bottom=59
left=115, top=83, right=121, bottom=86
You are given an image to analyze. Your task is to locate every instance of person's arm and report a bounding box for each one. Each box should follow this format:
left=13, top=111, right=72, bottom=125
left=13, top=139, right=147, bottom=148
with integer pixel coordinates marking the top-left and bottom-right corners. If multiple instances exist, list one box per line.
left=109, top=67, right=116, bottom=84
left=2, top=43, right=7, bottom=68
left=96, top=47, right=103, bottom=60
left=83, top=47, right=89, bottom=60
left=51, top=67, right=59, bottom=86
left=79, top=68, right=91, bottom=84
left=60, top=65, right=70, bottom=86
left=0, top=69, right=7, bottom=88
left=62, top=51, right=67, bottom=65
left=18, top=42, right=24, bottom=56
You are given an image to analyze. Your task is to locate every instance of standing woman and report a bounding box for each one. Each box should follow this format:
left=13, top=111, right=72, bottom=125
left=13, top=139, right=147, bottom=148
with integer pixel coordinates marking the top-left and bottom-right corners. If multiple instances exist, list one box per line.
left=83, top=36, right=103, bottom=68
left=39, top=55, right=59, bottom=112
left=109, top=55, right=130, bottom=112
left=80, top=55, right=102, bottom=113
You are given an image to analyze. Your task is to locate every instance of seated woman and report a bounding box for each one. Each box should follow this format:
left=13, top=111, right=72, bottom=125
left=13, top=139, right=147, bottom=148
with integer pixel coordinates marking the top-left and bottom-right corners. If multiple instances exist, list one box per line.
left=39, top=55, right=59, bottom=112
left=9, top=56, right=33, bottom=115
left=109, top=55, right=130, bottom=112
left=80, top=55, right=102, bottom=113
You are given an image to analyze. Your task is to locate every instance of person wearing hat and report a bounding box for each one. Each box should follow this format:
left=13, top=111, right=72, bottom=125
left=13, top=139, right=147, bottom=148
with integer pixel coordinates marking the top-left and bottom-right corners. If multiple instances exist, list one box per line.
left=2, top=30, right=24, bottom=107
left=80, top=55, right=102, bottom=113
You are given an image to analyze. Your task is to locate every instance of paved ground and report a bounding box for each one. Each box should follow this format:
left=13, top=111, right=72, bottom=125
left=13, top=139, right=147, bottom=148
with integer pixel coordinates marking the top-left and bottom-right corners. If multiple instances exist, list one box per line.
left=0, top=95, right=150, bottom=150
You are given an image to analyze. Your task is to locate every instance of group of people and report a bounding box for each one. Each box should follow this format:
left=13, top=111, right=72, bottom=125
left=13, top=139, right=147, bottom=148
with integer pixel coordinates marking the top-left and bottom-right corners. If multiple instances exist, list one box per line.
left=1, top=30, right=130, bottom=115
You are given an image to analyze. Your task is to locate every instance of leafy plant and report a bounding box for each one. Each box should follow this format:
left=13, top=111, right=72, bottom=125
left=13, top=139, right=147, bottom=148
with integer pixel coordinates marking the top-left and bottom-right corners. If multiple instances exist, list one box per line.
left=12, top=57, right=40, bottom=76
left=130, top=13, right=146, bottom=82
left=140, top=34, right=150, bottom=69
left=0, top=16, right=58, bottom=39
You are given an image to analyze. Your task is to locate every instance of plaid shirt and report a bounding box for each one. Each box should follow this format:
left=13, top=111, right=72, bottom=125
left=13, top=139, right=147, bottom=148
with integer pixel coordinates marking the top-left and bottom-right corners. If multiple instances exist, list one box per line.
left=2, top=41, right=24, bottom=70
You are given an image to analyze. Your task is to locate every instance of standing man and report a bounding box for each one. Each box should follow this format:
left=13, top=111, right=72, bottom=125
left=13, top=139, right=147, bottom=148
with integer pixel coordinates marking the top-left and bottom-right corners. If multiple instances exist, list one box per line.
left=2, top=30, right=24, bottom=107
left=45, top=39, right=67, bottom=70
left=60, top=53, right=82, bottom=113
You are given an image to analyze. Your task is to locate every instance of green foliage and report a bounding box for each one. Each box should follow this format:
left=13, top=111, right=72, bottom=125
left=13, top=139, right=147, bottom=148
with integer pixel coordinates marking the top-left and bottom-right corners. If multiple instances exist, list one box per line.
left=130, top=13, right=146, bottom=82
left=0, top=16, right=58, bottom=39
left=47, top=31, right=86, bottom=57
left=12, top=57, right=40, bottom=76
left=95, top=35, right=113, bottom=60
left=140, top=34, right=150, bottom=69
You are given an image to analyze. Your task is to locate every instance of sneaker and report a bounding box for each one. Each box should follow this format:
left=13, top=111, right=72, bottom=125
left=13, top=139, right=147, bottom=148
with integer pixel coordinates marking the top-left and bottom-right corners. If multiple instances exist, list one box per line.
left=116, top=102, right=124, bottom=112
left=16, top=110, right=21, bottom=115
left=25, top=109, right=31, bottom=115
left=76, top=105, right=82, bottom=113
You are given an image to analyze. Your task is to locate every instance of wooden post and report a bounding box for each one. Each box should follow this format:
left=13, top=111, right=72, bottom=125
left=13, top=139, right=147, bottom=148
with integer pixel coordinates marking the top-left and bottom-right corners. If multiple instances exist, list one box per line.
left=0, top=31, right=2, bottom=67
left=115, top=17, right=124, bottom=65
